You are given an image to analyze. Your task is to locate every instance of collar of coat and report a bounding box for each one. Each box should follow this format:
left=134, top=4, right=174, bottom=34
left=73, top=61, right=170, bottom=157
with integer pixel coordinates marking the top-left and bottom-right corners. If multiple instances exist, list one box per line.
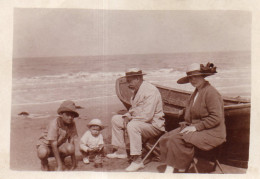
left=196, top=80, right=210, bottom=92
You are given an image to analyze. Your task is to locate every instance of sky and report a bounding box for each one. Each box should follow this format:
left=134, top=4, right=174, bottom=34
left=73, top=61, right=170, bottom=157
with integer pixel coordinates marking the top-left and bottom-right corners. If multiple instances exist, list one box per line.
left=13, top=9, right=251, bottom=58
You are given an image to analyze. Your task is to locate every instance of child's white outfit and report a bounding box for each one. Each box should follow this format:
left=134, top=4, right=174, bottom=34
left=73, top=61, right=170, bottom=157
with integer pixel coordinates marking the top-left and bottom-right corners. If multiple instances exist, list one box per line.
left=80, top=130, right=104, bottom=152
left=80, top=130, right=104, bottom=166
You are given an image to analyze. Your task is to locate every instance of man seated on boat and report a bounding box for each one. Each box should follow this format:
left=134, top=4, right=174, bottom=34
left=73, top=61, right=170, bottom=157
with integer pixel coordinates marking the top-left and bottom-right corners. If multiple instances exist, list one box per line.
left=107, top=68, right=165, bottom=172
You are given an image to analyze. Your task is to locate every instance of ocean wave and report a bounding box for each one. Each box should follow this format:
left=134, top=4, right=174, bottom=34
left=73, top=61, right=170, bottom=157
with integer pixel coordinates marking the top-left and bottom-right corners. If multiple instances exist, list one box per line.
left=13, top=67, right=250, bottom=88
left=13, top=68, right=184, bottom=85
left=12, top=94, right=118, bottom=106
left=14, top=71, right=124, bottom=85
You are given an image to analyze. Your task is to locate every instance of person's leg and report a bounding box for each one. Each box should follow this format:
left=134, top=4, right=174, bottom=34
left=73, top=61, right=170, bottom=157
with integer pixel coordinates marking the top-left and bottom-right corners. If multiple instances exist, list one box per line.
left=80, top=149, right=90, bottom=164
left=159, top=128, right=180, bottom=164
left=59, top=143, right=76, bottom=168
left=158, top=128, right=195, bottom=173
left=125, top=121, right=162, bottom=172
left=127, top=121, right=162, bottom=156
left=107, top=115, right=128, bottom=158
left=183, top=131, right=224, bottom=151
left=111, top=115, right=127, bottom=153
left=59, top=143, right=75, bottom=156
left=37, top=145, right=51, bottom=171
left=164, top=132, right=194, bottom=171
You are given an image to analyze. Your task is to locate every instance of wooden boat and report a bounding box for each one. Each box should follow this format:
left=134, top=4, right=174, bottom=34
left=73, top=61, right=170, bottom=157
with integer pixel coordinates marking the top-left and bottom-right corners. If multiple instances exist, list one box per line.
left=116, top=77, right=251, bottom=168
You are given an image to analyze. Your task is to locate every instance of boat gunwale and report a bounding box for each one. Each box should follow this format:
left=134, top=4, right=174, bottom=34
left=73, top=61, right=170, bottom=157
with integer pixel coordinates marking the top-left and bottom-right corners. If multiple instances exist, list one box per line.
left=154, top=83, right=251, bottom=104
left=115, top=77, right=251, bottom=111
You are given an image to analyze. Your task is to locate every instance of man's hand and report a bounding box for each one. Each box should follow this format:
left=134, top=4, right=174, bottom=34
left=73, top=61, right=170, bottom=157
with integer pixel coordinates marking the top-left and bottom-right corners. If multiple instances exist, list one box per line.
left=123, top=116, right=132, bottom=129
left=180, top=125, right=197, bottom=134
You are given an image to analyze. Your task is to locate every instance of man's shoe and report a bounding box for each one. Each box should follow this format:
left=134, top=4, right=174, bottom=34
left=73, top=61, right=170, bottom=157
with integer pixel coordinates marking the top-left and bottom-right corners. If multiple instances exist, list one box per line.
left=106, top=152, right=127, bottom=159
left=125, top=162, right=145, bottom=172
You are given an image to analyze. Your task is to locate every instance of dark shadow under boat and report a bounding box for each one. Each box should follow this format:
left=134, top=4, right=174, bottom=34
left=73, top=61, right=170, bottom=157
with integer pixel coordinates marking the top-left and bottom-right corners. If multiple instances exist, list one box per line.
left=116, top=77, right=250, bottom=169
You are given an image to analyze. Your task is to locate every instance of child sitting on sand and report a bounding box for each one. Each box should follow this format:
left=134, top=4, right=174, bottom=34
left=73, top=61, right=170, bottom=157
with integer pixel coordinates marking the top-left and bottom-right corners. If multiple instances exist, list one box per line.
left=80, top=118, right=104, bottom=168
left=36, top=100, right=79, bottom=171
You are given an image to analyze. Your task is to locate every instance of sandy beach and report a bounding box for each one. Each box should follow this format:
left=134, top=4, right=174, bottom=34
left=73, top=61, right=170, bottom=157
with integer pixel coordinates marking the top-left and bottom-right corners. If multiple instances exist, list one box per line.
left=10, top=95, right=247, bottom=173
left=5, top=7, right=255, bottom=176
left=10, top=96, right=123, bottom=171
left=10, top=96, right=169, bottom=172
left=10, top=52, right=250, bottom=173
left=10, top=51, right=250, bottom=173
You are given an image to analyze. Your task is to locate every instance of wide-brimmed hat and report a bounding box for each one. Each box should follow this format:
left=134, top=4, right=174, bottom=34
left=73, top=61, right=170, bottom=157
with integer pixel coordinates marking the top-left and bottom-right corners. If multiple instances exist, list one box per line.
left=177, top=62, right=217, bottom=84
left=87, top=119, right=104, bottom=130
left=124, top=68, right=146, bottom=77
left=57, top=100, right=79, bottom=117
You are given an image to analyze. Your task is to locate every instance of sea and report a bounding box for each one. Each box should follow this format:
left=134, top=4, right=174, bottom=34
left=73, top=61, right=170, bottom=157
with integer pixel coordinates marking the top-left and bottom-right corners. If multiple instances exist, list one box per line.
left=12, top=51, right=251, bottom=106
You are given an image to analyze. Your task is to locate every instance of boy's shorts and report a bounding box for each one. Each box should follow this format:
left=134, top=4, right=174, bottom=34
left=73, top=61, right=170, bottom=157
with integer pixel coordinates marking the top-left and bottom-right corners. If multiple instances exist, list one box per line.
left=36, top=144, right=54, bottom=157
left=36, top=142, right=72, bottom=158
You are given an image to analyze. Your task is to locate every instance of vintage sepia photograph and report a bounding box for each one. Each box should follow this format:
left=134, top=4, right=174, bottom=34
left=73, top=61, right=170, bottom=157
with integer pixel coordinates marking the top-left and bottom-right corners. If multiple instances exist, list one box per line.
left=10, top=8, right=251, bottom=174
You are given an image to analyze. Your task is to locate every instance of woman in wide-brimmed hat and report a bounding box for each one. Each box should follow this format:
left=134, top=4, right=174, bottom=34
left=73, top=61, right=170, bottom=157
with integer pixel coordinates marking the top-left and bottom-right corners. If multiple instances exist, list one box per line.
left=159, top=62, right=226, bottom=173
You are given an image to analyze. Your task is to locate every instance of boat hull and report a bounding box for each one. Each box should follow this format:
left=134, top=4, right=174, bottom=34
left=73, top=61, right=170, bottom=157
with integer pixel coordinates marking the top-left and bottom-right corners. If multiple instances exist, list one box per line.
left=115, top=77, right=250, bottom=168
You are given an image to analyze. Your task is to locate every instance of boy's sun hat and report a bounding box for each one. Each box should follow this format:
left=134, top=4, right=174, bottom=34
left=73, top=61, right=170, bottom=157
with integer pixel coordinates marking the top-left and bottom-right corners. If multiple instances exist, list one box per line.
left=57, top=100, right=79, bottom=117
left=177, top=62, right=217, bottom=84
left=87, top=119, right=104, bottom=130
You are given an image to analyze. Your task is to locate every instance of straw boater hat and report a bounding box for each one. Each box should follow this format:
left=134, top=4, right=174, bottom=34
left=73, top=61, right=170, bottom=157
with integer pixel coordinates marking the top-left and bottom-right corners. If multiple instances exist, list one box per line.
left=87, top=119, right=104, bottom=130
left=124, top=68, right=146, bottom=77
left=177, top=62, right=217, bottom=84
left=57, top=100, right=79, bottom=117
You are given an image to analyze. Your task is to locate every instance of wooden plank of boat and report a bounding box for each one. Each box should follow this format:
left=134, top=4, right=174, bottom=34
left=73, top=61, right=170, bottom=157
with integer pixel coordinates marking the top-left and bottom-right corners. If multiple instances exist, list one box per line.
left=115, top=77, right=250, bottom=168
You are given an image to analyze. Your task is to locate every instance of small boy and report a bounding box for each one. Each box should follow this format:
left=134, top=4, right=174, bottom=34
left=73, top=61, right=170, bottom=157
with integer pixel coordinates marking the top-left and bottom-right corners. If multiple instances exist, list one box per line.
left=36, top=100, right=79, bottom=171
left=80, top=118, right=104, bottom=168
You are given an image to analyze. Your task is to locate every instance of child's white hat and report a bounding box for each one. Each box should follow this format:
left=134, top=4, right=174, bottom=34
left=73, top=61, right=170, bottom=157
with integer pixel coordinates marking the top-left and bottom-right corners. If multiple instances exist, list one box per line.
left=87, top=119, right=104, bottom=130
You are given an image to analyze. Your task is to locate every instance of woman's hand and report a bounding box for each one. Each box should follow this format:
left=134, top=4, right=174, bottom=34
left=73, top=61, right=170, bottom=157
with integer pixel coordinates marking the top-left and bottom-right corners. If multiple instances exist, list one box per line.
left=180, top=125, right=197, bottom=134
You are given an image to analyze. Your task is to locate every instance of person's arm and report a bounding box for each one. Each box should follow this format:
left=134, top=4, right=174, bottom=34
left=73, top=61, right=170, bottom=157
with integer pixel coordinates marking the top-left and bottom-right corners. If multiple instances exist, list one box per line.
left=98, top=134, right=104, bottom=151
left=46, top=119, right=63, bottom=170
left=178, top=108, right=186, bottom=120
left=80, top=143, right=89, bottom=152
left=50, top=140, right=63, bottom=171
left=69, top=137, right=77, bottom=170
left=130, top=90, right=160, bottom=122
left=122, top=112, right=132, bottom=119
left=193, top=88, right=224, bottom=131
left=80, top=132, right=90, bottom=152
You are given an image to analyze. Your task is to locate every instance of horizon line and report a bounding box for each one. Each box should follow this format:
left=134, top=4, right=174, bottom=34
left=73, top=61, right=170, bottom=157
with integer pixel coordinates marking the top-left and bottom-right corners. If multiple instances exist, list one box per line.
left=13, top=50, right=251, bottom=59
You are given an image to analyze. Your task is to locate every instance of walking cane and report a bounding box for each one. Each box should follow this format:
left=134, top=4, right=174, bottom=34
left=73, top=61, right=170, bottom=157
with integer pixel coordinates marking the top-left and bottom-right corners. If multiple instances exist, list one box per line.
left=123, top=118, right=129, bottom=148
left=123, top=120, right=128, bottom=140
left=141, top=134, right=165, bottom=164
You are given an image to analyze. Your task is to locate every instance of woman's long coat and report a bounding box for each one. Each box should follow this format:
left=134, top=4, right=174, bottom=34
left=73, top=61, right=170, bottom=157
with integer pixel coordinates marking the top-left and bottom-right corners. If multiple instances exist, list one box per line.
left=159, top=81, right=226, bottom=169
